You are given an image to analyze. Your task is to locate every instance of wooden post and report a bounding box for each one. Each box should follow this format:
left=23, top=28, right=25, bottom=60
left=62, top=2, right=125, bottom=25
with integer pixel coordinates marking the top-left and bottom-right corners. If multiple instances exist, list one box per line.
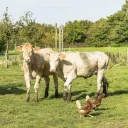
left=56, top=25, right=64, bottom=52
left=61, top=25, right=63, bottom=52
left=55, top=23, right=58, bottom=50
left=59, top=26, right=61, bottom=52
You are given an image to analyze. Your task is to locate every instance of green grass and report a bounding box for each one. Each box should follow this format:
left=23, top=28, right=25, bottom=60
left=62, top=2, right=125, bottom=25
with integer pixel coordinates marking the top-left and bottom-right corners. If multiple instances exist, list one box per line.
left=65, top=47, right=128, bottom=54
left=0, top=47, right=128, bottom=60
left=0, top=66, right=128, bottom=128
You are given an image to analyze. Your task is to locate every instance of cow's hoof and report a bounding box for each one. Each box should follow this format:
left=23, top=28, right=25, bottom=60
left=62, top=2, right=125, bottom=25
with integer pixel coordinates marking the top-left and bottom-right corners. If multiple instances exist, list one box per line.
left=34, top=97, right=38, bottom=102
left=63, top=92, right=67, bottom=100
left=34, top=92, right=38, bottom=102
left=63, top=96, right=67, bottom=101
left=67, top=93, right=72, bottom=102
left=67, top=99, right=72, bottom=102
left=55, top=93, right=58, bottom=98
left=44, top=93, right=49, bottom=98
left=26, top=96, right=30, bottom=102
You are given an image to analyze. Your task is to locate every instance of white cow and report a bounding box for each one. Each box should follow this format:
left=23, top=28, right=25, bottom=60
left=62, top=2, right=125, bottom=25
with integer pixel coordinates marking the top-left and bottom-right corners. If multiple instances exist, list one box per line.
left=49, top=51, right=109, bottom=101
left=16, top=43, right=58, bottom=102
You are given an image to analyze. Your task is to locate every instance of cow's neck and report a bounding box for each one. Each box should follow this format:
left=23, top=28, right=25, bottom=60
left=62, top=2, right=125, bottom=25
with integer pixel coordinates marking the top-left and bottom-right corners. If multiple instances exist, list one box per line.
left=57, top=60, right=63, bottom=74
left=30, top=53, right=37, bottom=70
left=23, top=61, right=32, bottom=74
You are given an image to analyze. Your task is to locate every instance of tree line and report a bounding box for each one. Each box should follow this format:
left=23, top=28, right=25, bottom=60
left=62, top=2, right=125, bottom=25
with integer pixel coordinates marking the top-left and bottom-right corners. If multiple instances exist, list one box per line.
left=0, top=3, right=128, bottom=53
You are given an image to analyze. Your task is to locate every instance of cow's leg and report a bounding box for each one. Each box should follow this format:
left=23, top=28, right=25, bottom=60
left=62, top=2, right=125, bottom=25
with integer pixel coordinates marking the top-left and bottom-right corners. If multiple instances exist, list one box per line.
left=24, top=74, right=31, bottom=102
left=95, top=69, right=104, bottom=99
left=102, top=76, right=109, bottom=97
left=34, top=75, right=41, bottom=102
left=63, top=75, right=75, bottom=101
left=67, top=84, right=72, bottom=101
left=53, top=73, right=58, bottom=98
left=44, top=76, right=50, bottom=98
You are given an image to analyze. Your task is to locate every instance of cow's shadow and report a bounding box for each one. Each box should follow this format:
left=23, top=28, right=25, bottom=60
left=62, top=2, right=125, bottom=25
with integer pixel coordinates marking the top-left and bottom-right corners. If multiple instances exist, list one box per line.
left=48, top=89, right=91, bottom=100
left=0, top=84, right=26, bottom=95
left=73, top=89, right=128, bottom=101
left=48, top=88, right=128, bottom=101
left=108, top=90, right=128, bottom=96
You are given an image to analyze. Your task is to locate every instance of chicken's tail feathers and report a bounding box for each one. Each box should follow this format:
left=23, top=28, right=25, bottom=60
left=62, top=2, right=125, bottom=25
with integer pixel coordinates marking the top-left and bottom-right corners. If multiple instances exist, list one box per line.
left=85, top=95, right=90, bottom=101
left=76, top=100, right=81, bottom=110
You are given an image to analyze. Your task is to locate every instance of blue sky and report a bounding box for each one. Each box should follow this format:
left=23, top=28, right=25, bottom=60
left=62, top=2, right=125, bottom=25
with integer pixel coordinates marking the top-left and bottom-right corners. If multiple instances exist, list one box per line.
left=0, top=0, right=125, bottom=25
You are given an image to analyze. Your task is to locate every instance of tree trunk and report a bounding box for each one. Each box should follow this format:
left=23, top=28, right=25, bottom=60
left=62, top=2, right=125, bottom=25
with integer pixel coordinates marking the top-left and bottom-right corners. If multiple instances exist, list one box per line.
left=5, top=41, right=9, bottom=68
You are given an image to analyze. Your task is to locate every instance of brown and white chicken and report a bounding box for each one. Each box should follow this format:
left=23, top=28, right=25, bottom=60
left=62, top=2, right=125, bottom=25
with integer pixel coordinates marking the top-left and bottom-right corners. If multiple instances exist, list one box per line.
left=86, top=93, right=105, bottom=109
left=76, top=100, right=93, bottom=117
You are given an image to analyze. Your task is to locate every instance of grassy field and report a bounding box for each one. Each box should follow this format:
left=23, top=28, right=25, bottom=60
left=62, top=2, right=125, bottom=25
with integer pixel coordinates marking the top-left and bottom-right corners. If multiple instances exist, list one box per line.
left=65, top=47, right=128, bottom=54
left=0, top=46, right=128, bottom=59
left=0, top=65, right=128, bottom=128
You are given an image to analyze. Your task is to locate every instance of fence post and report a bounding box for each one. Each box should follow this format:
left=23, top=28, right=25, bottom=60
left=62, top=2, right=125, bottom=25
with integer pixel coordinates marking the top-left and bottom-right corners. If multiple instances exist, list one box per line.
left=55, top=23, right=58, bottom=51
left=61, top=25, right=63, bottom=52
left=59, top=26, right=61, bottom=53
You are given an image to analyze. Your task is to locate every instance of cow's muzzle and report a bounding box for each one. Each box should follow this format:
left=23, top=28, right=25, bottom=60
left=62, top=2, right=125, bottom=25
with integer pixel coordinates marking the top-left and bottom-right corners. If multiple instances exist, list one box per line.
left=25, top=59, right=30, bottom=63
left=50, top=69, right=55, bottom=72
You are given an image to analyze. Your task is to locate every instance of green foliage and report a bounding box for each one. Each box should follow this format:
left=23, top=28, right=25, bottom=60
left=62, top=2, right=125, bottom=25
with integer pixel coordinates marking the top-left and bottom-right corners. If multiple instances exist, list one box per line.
left=86, top=19, right=110, bottom=46
left=64, top=20, right=92, bottom=45
left=1, top=4, right=128, bottom=50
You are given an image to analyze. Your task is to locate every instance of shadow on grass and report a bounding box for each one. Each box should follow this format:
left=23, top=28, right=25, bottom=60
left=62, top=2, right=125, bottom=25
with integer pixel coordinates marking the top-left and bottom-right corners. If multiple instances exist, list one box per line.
left=39, top=89, right=128, bottom=102
left=0, top=84, right=26, bottom=95
left=91, top=112, right=103, bottom=117
left=108, top=90, right=128, bottom=96
left=48, top=89, right=88, bottom=100
left=96, top=107, right=110, bottom=111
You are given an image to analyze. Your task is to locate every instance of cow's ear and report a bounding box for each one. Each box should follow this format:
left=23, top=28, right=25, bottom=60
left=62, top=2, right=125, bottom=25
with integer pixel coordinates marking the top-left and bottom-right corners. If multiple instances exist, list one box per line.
left=59, top=54, right=66, bottom=60
left=16, top=46, right=22, bottom=52
left=33, top=46, right=40, bottom=53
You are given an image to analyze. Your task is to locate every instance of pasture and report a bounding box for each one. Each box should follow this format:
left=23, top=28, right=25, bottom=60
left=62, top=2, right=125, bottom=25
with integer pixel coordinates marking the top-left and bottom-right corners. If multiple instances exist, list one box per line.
left=0, top=47, right=128, bottom=128
left=0, top=65, right=128, bottom=128
left=65, top=47, right=128, bottom=54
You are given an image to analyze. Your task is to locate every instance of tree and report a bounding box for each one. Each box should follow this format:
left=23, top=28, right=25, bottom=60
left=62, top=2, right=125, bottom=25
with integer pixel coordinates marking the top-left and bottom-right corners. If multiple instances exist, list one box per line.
left=64, top=20, right=92, bottom=46
left=86, top=19, right=110, bottom=46
left=0, top=7, right=14, bottom=68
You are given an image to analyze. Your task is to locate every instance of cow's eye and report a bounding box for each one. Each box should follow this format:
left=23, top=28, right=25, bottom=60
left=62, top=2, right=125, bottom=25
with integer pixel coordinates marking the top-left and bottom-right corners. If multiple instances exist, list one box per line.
left=56, top=59, right=59, bottom=61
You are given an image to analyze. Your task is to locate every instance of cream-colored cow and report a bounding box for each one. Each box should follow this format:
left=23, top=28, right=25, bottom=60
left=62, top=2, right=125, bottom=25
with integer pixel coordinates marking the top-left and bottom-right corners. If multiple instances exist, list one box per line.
left=36, top=48, right=58, bottom=98
left=49, top=51, right=109, bottom=101
left=16, top=43, right=58, bottom=102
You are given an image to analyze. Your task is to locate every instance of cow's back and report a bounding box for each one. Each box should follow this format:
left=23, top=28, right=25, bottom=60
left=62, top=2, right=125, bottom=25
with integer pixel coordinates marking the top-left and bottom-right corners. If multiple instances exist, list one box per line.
left=63, top=51, right=108, bottom=77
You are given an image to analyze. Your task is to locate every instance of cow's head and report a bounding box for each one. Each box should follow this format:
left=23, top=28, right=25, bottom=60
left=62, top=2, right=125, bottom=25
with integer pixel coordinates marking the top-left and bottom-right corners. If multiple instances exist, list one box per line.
left=16, top=43, right=34, bottom=64
left=49, top=52, right=65, bottom=72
